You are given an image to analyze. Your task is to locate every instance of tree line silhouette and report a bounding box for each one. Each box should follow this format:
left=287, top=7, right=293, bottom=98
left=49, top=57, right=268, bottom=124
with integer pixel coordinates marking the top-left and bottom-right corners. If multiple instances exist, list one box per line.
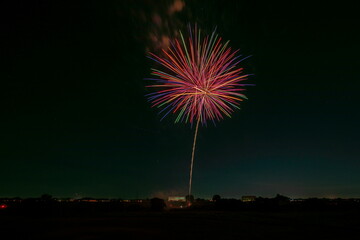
left=1, top=194, right=360, bottom=217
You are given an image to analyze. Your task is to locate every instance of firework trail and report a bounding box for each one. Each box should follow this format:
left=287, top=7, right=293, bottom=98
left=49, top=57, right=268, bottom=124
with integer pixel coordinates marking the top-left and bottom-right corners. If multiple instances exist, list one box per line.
left=146, top=25, right=252, bottom=205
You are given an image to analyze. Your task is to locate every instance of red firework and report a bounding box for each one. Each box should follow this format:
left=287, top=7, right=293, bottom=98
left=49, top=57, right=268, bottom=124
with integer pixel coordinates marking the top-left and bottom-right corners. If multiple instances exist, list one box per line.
left=146, top=25, right=251, bottom=125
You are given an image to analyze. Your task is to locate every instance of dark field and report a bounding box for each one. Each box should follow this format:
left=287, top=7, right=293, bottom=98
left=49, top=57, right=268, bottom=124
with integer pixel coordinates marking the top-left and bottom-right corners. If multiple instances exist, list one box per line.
left=1, top=210, right=359, bottom=240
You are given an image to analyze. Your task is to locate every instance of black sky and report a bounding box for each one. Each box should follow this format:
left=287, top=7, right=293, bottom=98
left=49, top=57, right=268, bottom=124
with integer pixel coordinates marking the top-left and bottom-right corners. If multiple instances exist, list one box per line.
left=1, top=0, right=359, bottom=199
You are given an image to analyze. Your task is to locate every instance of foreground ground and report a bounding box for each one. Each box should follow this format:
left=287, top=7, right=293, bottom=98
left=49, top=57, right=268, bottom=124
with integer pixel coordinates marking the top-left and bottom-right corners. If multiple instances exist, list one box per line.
left=1, top=210, right=359, bottom=239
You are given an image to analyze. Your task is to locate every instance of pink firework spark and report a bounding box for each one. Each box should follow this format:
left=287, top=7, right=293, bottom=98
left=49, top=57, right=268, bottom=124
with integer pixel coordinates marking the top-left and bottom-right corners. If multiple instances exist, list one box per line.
left=146, top=25, right=252, bottom=125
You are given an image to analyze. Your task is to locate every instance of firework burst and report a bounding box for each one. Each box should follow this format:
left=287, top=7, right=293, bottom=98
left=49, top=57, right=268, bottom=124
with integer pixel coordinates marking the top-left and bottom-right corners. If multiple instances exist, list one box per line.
left=146, top=25, right=252, bottom=204
left=146, top=25, right=251, bottom=125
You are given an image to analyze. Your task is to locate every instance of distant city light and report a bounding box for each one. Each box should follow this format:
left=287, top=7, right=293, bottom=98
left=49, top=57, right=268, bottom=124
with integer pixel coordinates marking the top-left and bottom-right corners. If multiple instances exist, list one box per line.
left=0, top=204, right=8, bottom=209
left=242, top=196, right=256, bottom=202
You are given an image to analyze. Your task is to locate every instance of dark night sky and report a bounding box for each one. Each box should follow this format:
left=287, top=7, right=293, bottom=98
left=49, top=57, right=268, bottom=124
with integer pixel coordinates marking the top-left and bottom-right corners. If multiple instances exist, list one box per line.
left=1, top=0, right=359, bottom=199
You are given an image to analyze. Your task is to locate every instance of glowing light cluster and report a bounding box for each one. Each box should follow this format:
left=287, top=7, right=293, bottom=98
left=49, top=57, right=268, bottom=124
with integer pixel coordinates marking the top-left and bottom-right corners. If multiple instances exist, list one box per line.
left=146, top=25, right=251, bottom=125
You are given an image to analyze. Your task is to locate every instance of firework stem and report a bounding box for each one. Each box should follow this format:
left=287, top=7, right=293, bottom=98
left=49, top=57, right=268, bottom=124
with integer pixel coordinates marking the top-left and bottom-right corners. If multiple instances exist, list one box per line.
left=188, top=117, right=200, bottom=206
